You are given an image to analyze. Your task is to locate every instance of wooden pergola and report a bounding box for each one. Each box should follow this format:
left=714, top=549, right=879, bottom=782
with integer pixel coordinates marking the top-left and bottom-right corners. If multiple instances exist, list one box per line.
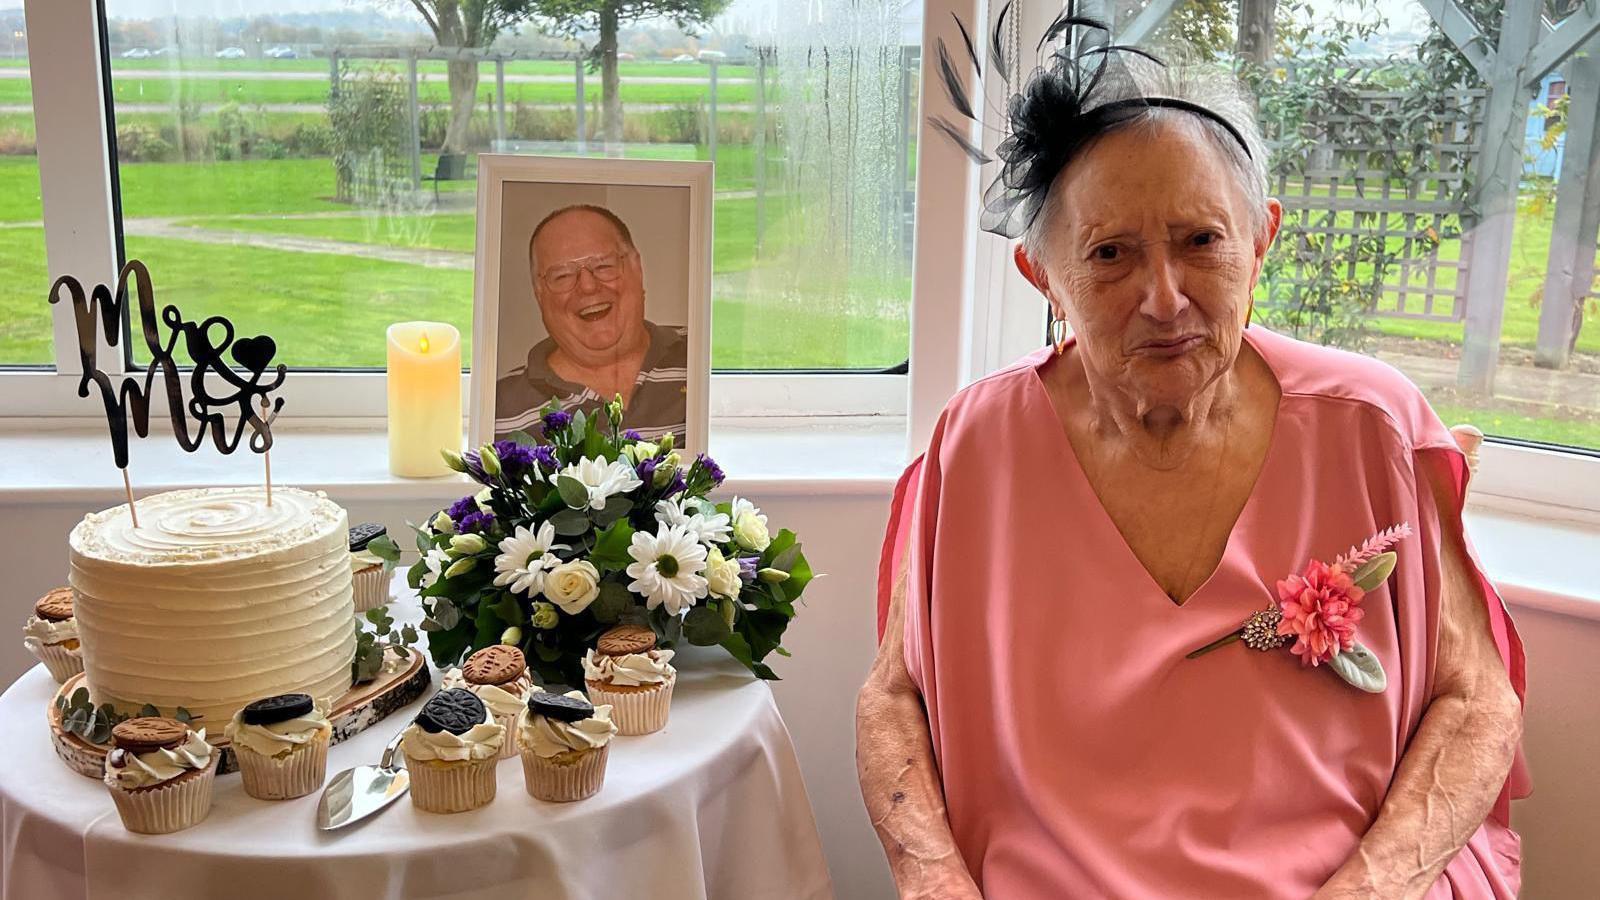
left=1111, top=0, right=1600, bottom=389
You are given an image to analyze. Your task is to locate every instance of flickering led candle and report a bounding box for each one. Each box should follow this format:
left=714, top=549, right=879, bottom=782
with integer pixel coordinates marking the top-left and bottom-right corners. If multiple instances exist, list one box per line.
left=386, top=321, right=461, bottom=478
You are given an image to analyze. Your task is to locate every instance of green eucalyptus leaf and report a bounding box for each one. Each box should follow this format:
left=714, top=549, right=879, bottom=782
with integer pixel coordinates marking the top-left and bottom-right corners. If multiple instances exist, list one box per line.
left=1327, top=641, right=1387, bottom=694
left=175, top=707, right=196, bottom=724
left=419, top=617, right=443, bottom=632
left=367, top=534, right=402, bottom=563
left=89, top=719, right=114, bottom=746
left=70, top=687, right=90, bottom=709
left=618, top=604, right=652, bottom=627
left=64, top=706, right=89, bottom=732
left=551, top=508, right=592, bottom=536
left=534, top=642, right=563, bottom=662
left=508, top=429, right=538, bottom=448
left=592, top=497, right=633, bottom=527
left=431, top=600, right=462, bottom=630
left=683, top=605, right=733, bottom=646
left=139, top=703, right=160, bottom=718
left=401, top=624, right=419, bottom=645
left=556, top=475, right=590, bottom=510
left=1350, top=552, right=1397, bottom=593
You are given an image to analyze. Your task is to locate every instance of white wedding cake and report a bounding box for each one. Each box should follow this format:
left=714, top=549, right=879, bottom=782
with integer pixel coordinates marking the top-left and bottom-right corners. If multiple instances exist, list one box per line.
left=67, top=487, right=355, bottom=727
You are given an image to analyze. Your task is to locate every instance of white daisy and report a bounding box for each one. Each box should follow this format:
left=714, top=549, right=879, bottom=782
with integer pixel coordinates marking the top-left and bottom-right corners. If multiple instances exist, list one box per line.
left=419, top=547, right=450, bottom=589
left=654, top=498, right=733, bottom=546
left=493, top=521, right=570, bottom=597
left=626, top=524, right=709, bottom=615
left=554, top=456, right=643, bottom=511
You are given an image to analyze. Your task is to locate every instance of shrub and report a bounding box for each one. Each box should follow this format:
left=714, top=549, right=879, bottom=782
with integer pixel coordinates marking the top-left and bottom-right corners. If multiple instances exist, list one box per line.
left=115, top=123, right=173, bottom=162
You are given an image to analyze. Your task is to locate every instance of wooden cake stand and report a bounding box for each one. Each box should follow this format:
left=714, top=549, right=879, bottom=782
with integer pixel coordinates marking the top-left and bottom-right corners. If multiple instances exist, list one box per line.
left=47, top=647, right=431, bottom=779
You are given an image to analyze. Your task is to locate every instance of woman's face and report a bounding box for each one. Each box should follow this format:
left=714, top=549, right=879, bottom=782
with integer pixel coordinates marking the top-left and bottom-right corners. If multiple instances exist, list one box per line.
left=1029, top=119, right=1281, bottom=414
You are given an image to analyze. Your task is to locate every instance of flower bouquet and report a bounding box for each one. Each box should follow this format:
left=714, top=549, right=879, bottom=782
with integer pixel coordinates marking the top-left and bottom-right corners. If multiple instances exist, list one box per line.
left=403, top=401, right=814, bottom=686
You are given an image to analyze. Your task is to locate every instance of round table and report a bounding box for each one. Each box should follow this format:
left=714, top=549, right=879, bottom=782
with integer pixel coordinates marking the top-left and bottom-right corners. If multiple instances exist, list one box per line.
left=0, top=633, right=833, bottom=899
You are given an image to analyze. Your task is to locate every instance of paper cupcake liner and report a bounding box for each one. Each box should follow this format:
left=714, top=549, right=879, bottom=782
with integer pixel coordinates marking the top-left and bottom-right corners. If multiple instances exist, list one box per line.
left=352, top=566, right=390, bottom=613
left=31, top=641, right=83, bottom=684
left=236, top=734, right=329, bottom=800
left=493, top=711, right=521, bottom=759
left=406, top=755, right=498, bottom=813
left=105, top=757, right=218, bottom=834
left=587, top=675, right=674, bottom=736
left=521, top=743, right=609, bottom=802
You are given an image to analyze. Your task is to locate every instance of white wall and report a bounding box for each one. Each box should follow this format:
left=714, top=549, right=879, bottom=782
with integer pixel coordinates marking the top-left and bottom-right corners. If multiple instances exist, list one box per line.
left=3, top=484, right=1595, bottom=899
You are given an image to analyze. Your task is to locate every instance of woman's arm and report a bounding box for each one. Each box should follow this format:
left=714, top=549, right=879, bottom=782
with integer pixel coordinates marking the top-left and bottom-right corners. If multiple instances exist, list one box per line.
left=856, top=541, right=982, bottom=899
left=1315, top=455, right=1524, bottom=899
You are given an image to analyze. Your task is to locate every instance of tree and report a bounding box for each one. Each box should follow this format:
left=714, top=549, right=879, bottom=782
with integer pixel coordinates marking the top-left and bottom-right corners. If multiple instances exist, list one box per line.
left=407, top=1, right=537, bottom=155
left=530, top=0, right=732, bottom=149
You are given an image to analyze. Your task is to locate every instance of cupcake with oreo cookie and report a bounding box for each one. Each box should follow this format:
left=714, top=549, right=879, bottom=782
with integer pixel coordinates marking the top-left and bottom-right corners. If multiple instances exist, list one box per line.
left=348, top=523, right=390, bottom=612
left=224, top=692, right=332, bottom=800
left=401, top=688, right=505, bottom=813
left=23, top=586, right=83, bottom=683
left=582, top=624, right=676, bottom=735
left=442, top=645, right=539, bottom=759
left=103, top=717, right=218, bottom=834
left=517, top=690, right=617, bottom=802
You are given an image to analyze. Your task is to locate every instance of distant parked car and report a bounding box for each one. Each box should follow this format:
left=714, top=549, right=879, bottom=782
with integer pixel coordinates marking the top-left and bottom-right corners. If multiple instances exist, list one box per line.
left=121, top=48, right=151, bottom=59
left=152, top=47, right=176, bottom=57
left=671, top=54, right=695, bottom=63
left=696, top=50, right=727, bottom=61
left=215, top=47, right=246, bottom=60
left=616, top=52, right=635, bottom=61
left=265, top=46, right=297, bottom=59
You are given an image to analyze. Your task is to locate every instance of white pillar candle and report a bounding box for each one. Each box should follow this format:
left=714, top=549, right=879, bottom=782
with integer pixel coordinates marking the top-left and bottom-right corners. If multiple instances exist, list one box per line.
left=387, top=321, right=461, bottom=478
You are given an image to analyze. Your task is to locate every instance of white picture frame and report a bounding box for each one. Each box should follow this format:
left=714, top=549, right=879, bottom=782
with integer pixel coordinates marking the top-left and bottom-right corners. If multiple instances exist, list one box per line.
left=469, top=154, right=712, bottom=454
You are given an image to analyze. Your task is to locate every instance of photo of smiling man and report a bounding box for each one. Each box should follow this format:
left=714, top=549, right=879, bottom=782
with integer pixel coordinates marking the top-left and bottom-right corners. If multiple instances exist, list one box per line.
left=495, top=203, right=688, bottom=440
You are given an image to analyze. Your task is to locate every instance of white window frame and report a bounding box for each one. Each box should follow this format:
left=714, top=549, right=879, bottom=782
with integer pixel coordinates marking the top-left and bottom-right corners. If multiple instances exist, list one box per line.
left=6, top=0, right=914, bottom=427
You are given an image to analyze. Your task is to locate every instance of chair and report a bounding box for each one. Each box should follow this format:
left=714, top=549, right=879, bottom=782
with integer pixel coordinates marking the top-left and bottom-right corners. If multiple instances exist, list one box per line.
left=421, top=152, right=471, bottom=199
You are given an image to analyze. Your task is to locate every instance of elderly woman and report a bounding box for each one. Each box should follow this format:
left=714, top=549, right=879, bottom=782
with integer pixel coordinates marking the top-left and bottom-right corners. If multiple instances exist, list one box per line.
left=855, top=16, right=1527, bottom=900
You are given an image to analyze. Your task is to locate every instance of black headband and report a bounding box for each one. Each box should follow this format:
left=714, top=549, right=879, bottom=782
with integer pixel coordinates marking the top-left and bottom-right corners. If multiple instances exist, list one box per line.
left=931, top=3, right=1255, bottom=239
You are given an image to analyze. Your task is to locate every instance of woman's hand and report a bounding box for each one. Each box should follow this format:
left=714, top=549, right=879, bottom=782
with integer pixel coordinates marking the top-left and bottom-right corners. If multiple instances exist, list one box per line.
left=857, top=540, right=982, bottom=899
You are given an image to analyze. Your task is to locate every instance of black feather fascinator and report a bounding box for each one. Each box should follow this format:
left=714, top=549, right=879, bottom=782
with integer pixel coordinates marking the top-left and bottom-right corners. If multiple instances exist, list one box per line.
left=931, top=2, right=1254, bottom=239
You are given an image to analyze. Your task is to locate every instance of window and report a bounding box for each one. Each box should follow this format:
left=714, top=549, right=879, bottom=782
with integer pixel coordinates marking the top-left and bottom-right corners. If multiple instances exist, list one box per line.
left=0, top=2, right=47, bottom=368
left=99, top=0, right=918, bottom=373
left=981, top=0, right=1600, bottom=459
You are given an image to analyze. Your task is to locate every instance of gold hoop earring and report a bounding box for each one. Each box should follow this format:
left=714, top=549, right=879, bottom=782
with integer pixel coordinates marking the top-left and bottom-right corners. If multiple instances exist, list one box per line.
left=1245, top=297, right=1255, bottom=330
left=1050, top=317, right=1070, bottom=356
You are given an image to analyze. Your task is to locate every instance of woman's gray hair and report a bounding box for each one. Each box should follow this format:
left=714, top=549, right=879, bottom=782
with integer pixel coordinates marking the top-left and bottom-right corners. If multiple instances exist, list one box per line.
left=1021, top=60, right=1271, bottom=263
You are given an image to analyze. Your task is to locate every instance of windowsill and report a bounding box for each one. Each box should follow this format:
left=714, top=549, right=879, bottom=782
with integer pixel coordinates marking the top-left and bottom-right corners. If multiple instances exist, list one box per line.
left=1, top=418, right=1595, bottom=622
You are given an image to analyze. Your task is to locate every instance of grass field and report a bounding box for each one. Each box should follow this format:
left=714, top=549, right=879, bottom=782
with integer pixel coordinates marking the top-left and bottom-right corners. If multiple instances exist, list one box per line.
left=5, top=57, right=758, bottom=79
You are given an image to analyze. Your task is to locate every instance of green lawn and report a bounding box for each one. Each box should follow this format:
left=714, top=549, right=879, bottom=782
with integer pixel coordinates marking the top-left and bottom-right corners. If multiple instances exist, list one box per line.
left=0, top=226, right=52, bottom=364
left=1429, top=401, right=1600, bottom=449
left=0, top=74, right=754, bottom=108
left=84, top=58, right=756, bottom=79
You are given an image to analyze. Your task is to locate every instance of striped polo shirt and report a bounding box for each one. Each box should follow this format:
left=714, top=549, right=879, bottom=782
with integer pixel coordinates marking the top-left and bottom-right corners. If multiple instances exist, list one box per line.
left=494, top=320, right=688, bottom=441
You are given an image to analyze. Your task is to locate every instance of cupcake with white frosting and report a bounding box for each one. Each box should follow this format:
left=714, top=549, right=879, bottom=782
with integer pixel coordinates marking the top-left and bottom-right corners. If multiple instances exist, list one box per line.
left=224, top=692, right=332, bottom=800
left=23, top=586, right=83, bottom=683
left=401, top=689, right=505, bottom=813
left=583, top=624, right=676, bottom=736
left=442, top=645, right=539, bottom=759
left=103, top=717, right=217, bottom=834
left=518, top=690, right=617, bottom=802
left=348, top=523, right=390, bottom=612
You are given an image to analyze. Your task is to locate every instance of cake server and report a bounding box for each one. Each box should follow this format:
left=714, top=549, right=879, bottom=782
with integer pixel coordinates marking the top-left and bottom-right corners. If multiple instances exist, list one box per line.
left=317, top=728, right=409, bottom=830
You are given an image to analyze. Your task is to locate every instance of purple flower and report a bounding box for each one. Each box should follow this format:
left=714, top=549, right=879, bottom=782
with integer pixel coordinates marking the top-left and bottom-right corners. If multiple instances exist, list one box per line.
left=446, top=496, right=478, bottom=523
left=542, top=410, right=572, bottom=433
left=737, top=556, right=759, bottom=583
left=622, top=429, right=642, bottom=441
left=461, top=450, right=489, bottom=484
left=530, top=444, right=557, bottom=470
left=457, top=511, right=495, bottom=534
left=695, top=453, right=726, bottom=486
left=636, top=456, right=659, bottom=484
left=662, top=470, right=687, bottom=498
left=492, top=440, right=536, bottom=474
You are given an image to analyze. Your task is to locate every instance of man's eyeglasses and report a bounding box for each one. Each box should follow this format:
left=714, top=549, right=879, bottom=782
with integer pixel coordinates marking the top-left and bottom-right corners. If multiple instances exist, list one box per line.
left=540, top=253, right=625, bottom=293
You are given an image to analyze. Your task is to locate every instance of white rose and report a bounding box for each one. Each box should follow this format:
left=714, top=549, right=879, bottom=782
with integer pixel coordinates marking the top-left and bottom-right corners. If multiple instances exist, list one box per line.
left=733, top=513, right=769, bottom=552
left=543, top=559, right=601, bottom=615
left=705, top=548, right=742, bottom=599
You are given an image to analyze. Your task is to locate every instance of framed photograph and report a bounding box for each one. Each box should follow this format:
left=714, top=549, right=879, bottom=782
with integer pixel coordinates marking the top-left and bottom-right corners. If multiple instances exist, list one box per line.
left=470, top=154, right=712, bottom=453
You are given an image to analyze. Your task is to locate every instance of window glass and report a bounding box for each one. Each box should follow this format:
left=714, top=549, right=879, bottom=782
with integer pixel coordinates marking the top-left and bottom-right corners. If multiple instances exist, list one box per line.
left=0, top=2, right=49, bottom=368
left=1133, top=0, right=1600, bottom=452
left=105, top=0, right=918, bottom=372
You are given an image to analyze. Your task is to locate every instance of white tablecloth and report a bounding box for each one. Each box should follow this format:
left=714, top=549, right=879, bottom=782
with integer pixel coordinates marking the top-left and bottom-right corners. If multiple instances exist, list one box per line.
left=0, top=614, right=833, bottom=900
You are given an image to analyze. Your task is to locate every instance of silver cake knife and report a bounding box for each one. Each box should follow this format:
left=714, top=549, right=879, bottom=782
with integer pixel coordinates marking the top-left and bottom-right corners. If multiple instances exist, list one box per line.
left=317, top=728, right=409, bottom=829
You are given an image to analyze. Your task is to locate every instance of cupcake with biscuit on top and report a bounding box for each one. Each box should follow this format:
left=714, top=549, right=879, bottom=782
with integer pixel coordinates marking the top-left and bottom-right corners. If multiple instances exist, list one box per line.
left=23, top=586, right=83, bottom=684
left=224, top=692, right=332, bottom=800
left=401, top=688, right=505, bottom=813
left=103, top=717, right=218, bottom=834
left=442, top=645, right=539, bottom=759
left=518, top=690, right=617, bottom=802
left=582, top=624, right=676, bottom=735
left=348, top=523, right=390, bottom=612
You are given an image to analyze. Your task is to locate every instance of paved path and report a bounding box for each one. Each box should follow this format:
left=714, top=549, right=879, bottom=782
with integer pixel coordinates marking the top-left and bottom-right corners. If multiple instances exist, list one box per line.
left=122, top=215, right=474, bottom=269
left=1378, top=347, right=1600, bottom=413
left=0, top=102, right=757, bottom=115
left=0, top=68, right=752, bottom=85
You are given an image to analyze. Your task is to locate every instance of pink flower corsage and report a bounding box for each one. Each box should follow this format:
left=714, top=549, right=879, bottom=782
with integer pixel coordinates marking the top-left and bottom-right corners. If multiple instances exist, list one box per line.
left=1188, top=523, right=1412, bottom=693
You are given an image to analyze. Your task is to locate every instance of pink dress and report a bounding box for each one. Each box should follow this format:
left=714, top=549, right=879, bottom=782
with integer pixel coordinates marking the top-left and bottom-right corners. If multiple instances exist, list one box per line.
left=877, top=326, right=1528, bottom=898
